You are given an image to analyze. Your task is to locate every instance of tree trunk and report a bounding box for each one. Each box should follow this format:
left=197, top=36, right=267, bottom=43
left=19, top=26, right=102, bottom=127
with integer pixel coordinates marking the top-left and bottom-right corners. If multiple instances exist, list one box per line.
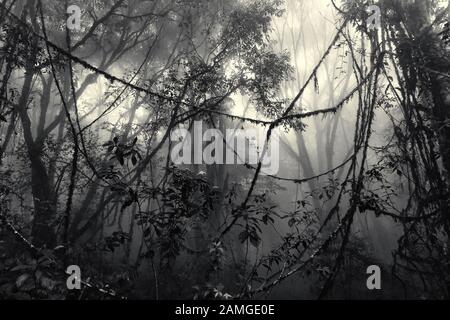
left=17, top=68, right=56, bottom=248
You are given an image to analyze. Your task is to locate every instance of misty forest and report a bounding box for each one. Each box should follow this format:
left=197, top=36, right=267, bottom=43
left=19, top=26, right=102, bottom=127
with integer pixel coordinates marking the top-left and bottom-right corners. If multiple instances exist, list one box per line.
left=0, top=0, right=449, bottom=300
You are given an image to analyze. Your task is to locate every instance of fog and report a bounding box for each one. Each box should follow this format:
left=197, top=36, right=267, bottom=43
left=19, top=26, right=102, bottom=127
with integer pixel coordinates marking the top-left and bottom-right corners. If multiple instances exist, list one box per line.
left=1, top=0, right=449, bottom=300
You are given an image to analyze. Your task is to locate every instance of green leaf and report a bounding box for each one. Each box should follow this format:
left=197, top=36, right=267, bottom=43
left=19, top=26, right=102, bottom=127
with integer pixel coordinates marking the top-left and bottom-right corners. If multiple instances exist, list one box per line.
left=117, top=154, right=124, bottom=166
left=10, top=265, right=33, bottom=272
left=15, top=274, right=30, bottom=288
left=249, top=233, right=261, bottom=248
left=40, top=277, right=56, bottom=291
left=238, top=230, right=248, bottom=243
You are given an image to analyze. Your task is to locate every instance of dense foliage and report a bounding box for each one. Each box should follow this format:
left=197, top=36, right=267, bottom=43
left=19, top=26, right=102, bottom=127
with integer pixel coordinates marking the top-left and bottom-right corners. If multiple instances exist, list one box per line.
left=0, top=0, right=449, bottom=299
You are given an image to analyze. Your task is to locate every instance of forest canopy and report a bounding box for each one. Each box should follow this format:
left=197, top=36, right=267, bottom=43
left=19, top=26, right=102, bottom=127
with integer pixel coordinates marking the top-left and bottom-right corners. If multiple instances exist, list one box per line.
left=0, top=0, right=449, bottom=300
